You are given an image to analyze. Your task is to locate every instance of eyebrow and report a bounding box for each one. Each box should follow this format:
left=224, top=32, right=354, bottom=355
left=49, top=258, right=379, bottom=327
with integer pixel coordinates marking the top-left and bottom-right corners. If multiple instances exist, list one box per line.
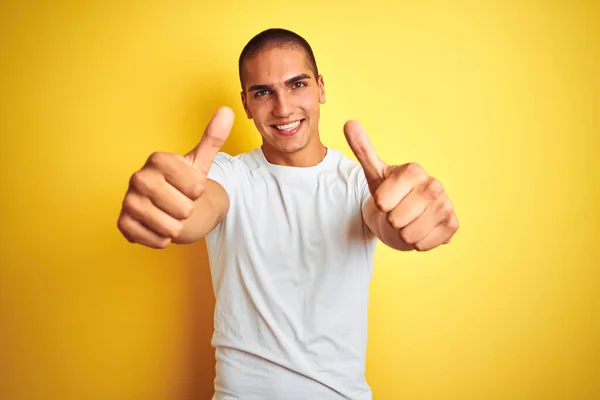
left=248, top=74, right=312, bottom=92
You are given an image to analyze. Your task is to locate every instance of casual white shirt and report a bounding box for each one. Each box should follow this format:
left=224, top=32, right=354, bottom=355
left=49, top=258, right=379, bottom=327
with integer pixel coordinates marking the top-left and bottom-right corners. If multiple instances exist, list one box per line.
left=206, top=147, right=377, bottom=400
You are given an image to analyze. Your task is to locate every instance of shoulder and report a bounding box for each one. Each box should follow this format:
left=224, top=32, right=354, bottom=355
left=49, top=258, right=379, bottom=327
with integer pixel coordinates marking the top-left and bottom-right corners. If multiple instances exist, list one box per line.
left=326, top=149, right=371, bottom=208
left=211, top=148, right=262, bottom=170
left=207, top=148, right=262, bottom=191
left=327, top=148, right=367, bottom=183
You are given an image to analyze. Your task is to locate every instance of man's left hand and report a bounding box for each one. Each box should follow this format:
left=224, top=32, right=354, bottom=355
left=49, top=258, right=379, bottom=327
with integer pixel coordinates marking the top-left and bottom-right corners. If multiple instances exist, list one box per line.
left=344, top=120, right=459, bottom=251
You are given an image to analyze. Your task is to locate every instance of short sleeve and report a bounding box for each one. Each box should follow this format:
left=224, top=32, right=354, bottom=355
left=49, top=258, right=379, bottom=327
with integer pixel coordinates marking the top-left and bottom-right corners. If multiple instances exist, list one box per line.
left=354, top=166, right=376, bottom=239
left=357, top=167, right=372, bottom=209
left=207, top=152, right=234, bottom=193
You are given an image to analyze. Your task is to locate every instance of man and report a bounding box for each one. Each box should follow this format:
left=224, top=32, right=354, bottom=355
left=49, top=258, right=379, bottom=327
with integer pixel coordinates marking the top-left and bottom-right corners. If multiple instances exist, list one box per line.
left=117, top=28, right=458, bottom=400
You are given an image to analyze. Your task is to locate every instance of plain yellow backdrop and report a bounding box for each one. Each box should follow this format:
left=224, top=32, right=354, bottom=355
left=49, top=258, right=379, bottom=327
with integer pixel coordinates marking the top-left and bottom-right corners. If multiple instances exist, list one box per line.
left=1, top=1, right=598, bottom=399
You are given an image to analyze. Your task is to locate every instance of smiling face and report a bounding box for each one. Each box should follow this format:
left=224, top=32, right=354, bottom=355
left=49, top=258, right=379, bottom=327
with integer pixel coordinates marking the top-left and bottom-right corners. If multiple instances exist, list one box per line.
left=240, top=46, right=326, bottom=165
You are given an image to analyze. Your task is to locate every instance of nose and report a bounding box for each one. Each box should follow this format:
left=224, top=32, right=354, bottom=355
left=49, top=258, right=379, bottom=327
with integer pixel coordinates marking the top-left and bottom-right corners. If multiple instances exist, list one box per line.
left=272, top=91, right=293, bottom=118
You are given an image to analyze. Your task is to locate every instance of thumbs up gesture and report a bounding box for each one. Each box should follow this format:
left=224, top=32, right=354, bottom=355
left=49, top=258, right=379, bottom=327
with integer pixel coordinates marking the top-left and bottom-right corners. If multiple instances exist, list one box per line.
left=117, top=107, right=234, bottom=248
left=344, top=120, right=459, bottom=251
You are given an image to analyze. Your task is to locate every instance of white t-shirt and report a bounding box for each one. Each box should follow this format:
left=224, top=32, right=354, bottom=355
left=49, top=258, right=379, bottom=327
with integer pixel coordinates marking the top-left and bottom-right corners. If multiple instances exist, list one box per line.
left=205, top=147, right=378, bottom=400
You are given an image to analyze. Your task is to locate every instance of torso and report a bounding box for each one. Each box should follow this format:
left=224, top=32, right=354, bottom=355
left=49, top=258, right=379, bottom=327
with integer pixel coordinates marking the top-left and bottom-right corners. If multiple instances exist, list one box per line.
left=206, top=148, right=377, bottom=400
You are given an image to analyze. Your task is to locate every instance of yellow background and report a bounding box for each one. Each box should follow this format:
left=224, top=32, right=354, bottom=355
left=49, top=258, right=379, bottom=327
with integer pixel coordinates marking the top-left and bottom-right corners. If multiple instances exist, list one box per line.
left=1, top=1, right=598, bottom=399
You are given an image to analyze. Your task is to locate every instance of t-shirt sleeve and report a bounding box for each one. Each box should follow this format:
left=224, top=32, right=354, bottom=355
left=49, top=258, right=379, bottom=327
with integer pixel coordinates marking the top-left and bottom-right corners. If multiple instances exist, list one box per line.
left=355, top=166, right=376, bottom=239
left=357, top=167, right=372, bottom=209
left=206, top=152, right=234, bottom=193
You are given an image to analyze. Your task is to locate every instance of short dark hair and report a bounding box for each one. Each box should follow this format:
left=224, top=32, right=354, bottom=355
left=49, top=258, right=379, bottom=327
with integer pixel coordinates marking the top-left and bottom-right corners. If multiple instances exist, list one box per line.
left=238, top=28, right=319, bottom=90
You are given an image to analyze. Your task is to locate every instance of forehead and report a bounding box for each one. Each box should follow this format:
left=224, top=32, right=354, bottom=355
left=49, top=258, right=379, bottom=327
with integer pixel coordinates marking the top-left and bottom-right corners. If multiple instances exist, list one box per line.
left=243, top=46, right=314, bottom=88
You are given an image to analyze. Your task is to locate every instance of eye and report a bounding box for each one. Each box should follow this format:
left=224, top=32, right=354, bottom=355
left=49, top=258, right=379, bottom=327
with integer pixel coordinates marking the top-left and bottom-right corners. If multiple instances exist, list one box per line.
left=255, top=90, right=270, bottom=98
left=292, top=81, right=307, bottom=89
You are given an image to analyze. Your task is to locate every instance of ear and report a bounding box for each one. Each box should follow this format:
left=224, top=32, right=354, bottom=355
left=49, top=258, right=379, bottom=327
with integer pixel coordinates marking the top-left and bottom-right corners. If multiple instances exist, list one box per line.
left=317, top=75, right=326, bottom=104
left=240, top=90, right=253, bottom=119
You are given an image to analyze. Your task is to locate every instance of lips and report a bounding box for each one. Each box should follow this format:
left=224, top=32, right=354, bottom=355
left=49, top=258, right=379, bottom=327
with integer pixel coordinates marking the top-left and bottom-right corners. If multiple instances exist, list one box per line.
left=271, top=119, right=304, bottom=137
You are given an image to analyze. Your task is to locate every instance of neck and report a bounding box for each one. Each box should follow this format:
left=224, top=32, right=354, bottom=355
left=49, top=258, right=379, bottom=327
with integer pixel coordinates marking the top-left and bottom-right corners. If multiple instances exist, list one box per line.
left=261, top=139, right=327, bottom=167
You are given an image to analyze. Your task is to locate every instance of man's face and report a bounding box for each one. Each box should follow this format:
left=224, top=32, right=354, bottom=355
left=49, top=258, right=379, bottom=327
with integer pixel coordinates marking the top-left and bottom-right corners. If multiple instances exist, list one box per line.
left=241, top=46, right=325, bottom=155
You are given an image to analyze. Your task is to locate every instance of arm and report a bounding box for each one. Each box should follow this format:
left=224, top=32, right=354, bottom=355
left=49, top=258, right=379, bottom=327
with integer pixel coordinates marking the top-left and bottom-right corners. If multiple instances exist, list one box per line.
left=172, top=179, right=230, bottom=244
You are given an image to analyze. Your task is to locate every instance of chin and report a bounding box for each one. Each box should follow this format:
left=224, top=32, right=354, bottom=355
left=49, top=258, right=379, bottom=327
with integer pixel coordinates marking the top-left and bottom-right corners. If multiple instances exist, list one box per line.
left=278, top=137, right=310, bottom=153
left=259, top=124, right=314, bottom=154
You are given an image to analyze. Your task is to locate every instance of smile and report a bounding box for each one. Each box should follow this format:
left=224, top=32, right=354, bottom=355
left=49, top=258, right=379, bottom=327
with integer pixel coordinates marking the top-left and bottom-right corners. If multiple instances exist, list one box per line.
left=275, top=120, right=301, bottom=131
left=272, top=119, right=305, bottom=136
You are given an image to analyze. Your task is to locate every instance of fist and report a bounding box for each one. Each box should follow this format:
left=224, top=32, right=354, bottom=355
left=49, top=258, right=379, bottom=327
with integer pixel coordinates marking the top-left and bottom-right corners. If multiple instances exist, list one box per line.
left=117, top=107, right=234, bottom=249
left=344, top=120, right=459, bottom=251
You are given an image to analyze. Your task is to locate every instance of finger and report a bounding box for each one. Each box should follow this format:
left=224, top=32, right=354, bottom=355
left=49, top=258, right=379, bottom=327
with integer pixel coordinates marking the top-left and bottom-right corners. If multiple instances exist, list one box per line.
left=147, top=181, right=196, bottom=220
left=118, top=212, right=171, bottom=249
left=374, top=173, right=414, bottom=213
left=396, top=192, right=453, bottom=244
left=385, top=176, right=444, bottom=227
left=122, top=190, right=184, bottom=238
left=374, top=163, right=429, bottom=212
left=413, top=214, right=459, bottom=251
left=142, top=152, right=204, bottom=200
left=343, top=120, right=386, bottom=188
left=188, top=106, right=235, bottom=175
left=386, top=188, right=428, bottom=231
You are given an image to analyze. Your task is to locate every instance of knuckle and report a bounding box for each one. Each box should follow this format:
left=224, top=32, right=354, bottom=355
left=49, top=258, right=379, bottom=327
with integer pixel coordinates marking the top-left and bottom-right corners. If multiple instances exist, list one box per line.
left=116, top=216, right=128, bottom=234
left=153, top=238, right=171, bottom=249
left=147, top=151, right=168, bottom=166
left=180, top=201, right=195, bottom=219
left=414, top=242, right=429, bottom=252
left=373, top=193, right=387, bottom=212
left=117, top=217, right=135, bottom=242
left=190, top=182, right=204, bottom=199
left=441, top=199, right=454, bottom=215
left=116, top=215, right=125, bottom=232
left=386, top=213, right=402, bottom=230
left=399, top=228, right=415, bottom=244
left=169, top=221, right=184, bottom=238
left=121, top=194, right=137, bottom=213
left=405, top=162, right=425, bottom=178
left=447, top=215, right=460, bottom=231
left=129, top=170, right=151, bottom=192
left=426, top=179, right=444, bottom=199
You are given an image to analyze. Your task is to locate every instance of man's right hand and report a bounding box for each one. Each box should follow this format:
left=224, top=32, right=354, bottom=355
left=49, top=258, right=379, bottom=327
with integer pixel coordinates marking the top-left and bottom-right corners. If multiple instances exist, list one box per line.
left=117, top=106, right=234, bottom=248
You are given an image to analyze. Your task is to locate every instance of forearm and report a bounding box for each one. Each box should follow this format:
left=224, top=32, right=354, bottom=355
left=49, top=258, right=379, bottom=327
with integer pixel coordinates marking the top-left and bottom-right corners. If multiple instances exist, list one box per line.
left=362, top=196, right=414, bottom=251
left=172, top=180, right=230, bottom=244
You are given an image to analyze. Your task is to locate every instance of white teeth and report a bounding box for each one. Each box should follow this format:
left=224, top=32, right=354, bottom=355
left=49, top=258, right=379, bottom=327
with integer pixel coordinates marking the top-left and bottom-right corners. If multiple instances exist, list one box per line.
left=275, top=120, right=301, bottom=131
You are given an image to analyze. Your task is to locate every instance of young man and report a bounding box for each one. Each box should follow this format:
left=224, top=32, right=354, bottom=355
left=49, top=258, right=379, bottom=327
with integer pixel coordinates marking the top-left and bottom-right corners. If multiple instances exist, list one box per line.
left=117, top=28, right=458, bottom=400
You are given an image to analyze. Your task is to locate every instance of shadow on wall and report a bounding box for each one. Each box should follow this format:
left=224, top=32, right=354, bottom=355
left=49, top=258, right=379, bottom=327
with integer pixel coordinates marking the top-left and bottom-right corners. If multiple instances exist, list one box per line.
left=176, top=76, right=255, bottom=399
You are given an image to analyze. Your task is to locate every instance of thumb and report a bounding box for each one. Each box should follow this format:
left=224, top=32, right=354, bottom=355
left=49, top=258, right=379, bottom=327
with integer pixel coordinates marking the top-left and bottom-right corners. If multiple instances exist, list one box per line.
left=344, top=120, right=386, bottom=190
left=187, top=106, right=234, bottom=175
